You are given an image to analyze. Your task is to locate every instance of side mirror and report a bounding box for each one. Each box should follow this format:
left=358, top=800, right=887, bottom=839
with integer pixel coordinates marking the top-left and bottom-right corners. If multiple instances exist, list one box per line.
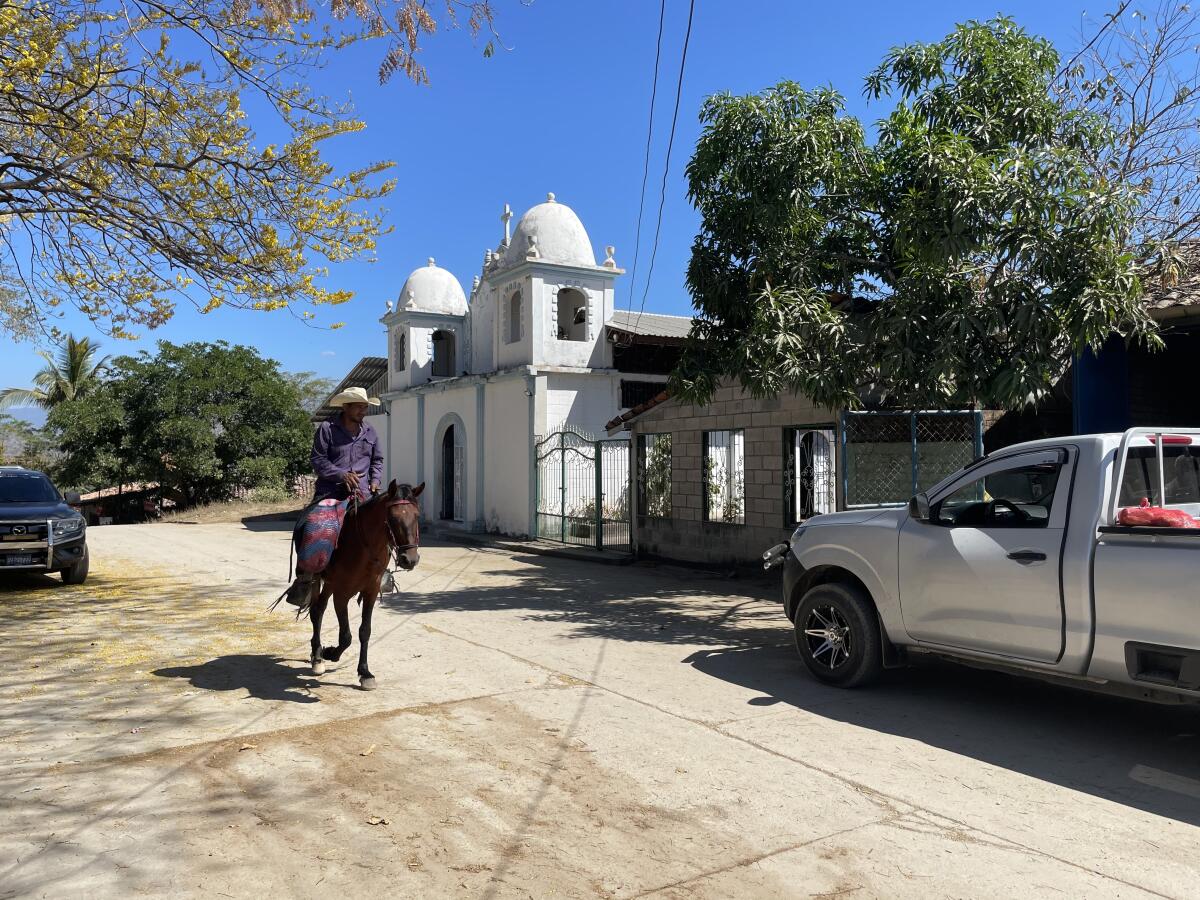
left=908, top=492, right=931, bottom=522
left=65, top=491, right=81, bottom=506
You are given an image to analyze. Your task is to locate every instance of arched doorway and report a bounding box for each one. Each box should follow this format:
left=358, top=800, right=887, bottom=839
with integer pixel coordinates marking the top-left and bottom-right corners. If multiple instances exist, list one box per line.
left=437, top=416, right=465, bottom=522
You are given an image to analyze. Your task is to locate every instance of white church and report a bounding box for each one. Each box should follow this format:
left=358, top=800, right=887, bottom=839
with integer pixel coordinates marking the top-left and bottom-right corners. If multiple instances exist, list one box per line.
left=361, top=193, right=689, bottom=536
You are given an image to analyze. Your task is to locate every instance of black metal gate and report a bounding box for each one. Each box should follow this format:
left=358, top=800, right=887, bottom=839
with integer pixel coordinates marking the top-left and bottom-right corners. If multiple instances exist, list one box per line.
left=534, top=427, right=630, bottom=551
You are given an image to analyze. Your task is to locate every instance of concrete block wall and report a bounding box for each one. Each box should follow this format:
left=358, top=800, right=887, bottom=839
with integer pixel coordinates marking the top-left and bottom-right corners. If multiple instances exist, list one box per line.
left=629, top=386, right=837, bottom=567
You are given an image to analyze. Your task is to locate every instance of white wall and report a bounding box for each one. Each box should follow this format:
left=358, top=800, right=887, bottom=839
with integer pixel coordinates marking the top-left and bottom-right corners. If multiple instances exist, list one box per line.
left=387, top=395, right=421, bottom=487
left=493, top=273, right=530, bottom=370
left=537, top=272, right=616, bottom=369
left=483, top=376, right=533, bottom=535
left=470, top=284, right=495, bottom=373
left=365, top=412, right=389, bottom=485
left=544, top=372, right=622, bottom=436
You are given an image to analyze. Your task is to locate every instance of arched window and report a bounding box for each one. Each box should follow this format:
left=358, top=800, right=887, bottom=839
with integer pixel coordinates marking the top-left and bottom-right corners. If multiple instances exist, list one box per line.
left=556, top=288, right=588, bottom=342
left=507, top=290, right=521, bottom=344
left=393, top=330, right=406, bottom=372
left=431, top=329, right=455, bottom=377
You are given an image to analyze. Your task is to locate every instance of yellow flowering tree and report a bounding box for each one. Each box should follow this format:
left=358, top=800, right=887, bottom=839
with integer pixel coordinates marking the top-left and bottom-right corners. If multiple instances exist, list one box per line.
left=0, top=1, right=498, bottom=338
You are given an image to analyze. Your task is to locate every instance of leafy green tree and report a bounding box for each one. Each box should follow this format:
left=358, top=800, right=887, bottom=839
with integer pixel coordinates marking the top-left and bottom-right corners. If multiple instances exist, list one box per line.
left=48, top=341, right=312, bottom=504
left=286, top=371, right=339, bottom=415
left=43, top=385, right=125, bottom=490
left=0, top=1, right=501, bottom=339
left=0, top=412, right=54, bottom=470
left=0, top=335, right=109, bottom=411
left=672, top=18, right=1161, bottom=412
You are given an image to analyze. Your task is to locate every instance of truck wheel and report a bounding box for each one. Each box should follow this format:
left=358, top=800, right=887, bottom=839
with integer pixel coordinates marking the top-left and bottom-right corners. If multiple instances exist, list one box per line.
left=61, top=550, right=89, bottom=585
left=794, top=582, right=882, bottom=688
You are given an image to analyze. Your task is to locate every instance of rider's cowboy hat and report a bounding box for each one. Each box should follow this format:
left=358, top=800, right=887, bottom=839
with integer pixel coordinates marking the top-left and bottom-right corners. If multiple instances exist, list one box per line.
left=328, top=386, right=380, bottom=407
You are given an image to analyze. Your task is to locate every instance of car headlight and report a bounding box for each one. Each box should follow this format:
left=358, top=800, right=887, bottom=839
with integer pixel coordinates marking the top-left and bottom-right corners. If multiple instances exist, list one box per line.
left=789, top=524, right=808, bottom=548
left=53, top=516, right=85, bottom=537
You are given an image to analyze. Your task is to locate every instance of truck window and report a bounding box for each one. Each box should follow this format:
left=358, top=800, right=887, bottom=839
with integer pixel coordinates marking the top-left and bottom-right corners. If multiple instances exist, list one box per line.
left=1118, top=446, right=1200, bottom=507
left=934, top=461, right=1061, bottom=528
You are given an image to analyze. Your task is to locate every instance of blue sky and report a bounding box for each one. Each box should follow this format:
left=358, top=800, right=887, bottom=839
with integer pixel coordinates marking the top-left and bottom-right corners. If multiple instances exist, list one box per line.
left=1, top=0, right=1098, bottom=416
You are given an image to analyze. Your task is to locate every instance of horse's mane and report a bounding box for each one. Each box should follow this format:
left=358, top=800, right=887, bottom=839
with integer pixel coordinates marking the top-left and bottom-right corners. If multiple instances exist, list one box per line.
left=359, top=483, right=416, bottom=509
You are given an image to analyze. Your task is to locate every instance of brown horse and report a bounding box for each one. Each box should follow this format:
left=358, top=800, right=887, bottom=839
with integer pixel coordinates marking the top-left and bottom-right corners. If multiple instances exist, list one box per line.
left=309, top=480, right=424, bottom=690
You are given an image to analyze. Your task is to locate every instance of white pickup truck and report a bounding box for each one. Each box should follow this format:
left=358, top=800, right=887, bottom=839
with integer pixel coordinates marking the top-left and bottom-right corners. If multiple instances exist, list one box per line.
left=764, top=428, right=1200, bottom=703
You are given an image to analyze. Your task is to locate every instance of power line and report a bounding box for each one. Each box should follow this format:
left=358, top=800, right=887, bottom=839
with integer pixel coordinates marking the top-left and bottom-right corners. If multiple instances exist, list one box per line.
left=624, top=0, right=668, bottom=316
left=633, top=0, right=696, bottom=334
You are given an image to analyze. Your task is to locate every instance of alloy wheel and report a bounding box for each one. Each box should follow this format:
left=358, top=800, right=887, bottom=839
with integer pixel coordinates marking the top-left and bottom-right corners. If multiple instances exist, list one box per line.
left=803, top=605, right=853, bottom=670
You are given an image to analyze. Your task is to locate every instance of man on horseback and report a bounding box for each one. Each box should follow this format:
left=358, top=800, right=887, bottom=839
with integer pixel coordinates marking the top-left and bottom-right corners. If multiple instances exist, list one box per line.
left=311, top=386, right=384, bottom=503
left=284, top=386, right=384, bottom=606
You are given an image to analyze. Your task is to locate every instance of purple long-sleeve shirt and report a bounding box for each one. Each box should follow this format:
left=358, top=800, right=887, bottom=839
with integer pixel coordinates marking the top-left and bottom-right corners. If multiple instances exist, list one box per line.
left=311, top=415, right=384, bottom=500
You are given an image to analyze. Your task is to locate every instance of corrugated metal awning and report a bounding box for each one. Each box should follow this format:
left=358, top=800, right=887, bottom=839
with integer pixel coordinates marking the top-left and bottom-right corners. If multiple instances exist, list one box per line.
left=312, top=356, right=388, bottom=423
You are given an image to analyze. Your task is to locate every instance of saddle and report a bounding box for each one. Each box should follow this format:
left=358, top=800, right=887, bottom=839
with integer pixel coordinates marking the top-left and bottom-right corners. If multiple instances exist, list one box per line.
left=269, top=499, right=350, bottom=614
left=295, top=498, right=350, bottom=574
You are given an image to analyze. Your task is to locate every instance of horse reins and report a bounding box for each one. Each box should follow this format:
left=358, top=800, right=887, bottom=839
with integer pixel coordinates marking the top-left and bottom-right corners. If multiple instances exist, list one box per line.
left=345, top=492, right=420, bottom=564
left=385, top=498, right=420, bottom=566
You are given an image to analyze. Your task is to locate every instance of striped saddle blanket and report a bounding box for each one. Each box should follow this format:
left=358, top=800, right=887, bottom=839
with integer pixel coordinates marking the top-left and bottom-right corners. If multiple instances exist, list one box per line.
left=295, top=499, right=349, bottom=575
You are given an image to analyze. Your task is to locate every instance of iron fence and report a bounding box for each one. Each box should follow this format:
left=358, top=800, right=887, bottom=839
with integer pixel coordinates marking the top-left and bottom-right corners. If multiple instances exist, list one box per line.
left=842, top=411, right=983, bottom=508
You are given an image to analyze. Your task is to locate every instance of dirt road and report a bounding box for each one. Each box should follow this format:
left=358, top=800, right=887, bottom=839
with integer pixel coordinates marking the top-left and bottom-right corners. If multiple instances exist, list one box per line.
left=2, top=522, right=1198, bottom=898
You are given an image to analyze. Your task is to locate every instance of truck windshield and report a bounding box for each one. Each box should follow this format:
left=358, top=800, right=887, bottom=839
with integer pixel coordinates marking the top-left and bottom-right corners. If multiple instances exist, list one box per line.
left=1119, top=446, right=1200, bottom=506
left=0, top=472, right=60, bottom=503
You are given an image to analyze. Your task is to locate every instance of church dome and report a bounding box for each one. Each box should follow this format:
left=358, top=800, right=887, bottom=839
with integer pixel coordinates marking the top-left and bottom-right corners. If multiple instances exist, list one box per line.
left=399, top=258, right=467, bottom=316
left=502, top=193, right=596, bottom=269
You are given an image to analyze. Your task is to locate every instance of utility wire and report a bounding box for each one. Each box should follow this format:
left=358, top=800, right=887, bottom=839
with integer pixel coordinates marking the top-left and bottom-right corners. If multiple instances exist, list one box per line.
left=633, top=0, right=696, bottom=334
left=624, top=0, right=668, bottom=318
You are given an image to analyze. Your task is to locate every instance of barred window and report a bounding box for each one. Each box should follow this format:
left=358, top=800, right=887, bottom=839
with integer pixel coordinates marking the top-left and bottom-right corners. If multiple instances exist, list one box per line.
left=784, top=426, right=837, bottom=524
left=704, top=429, right=745, bottom=524
left=620, top=380, right=664, bottom=409
left=637, top=433, right=672, bottom=518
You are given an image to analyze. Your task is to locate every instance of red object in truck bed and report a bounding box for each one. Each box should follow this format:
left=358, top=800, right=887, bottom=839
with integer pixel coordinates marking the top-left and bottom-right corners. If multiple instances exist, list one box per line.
left=1118, top=499, right=1200, bottom=529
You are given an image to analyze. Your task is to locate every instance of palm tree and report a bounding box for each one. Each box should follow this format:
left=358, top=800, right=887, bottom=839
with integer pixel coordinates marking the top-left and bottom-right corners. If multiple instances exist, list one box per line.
left=0, top=335, right=110, bottom=410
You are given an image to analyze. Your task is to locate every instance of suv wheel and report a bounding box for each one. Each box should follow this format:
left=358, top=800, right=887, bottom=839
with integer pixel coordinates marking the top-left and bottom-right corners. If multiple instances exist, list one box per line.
left=794, top=582, right=882, bottom=687
left=61, top=549, right=89, bottom=585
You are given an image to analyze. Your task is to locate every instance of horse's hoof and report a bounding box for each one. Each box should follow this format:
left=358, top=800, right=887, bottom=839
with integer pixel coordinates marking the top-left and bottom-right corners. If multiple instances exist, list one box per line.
left=311, top=659, right=326, bottom=676
left=359, top=676, right=377, bottom=691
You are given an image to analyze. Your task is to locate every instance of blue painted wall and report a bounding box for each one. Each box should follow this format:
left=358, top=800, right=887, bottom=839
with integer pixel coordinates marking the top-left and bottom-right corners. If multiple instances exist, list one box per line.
left=1073, top=335, right=1131, bottom=434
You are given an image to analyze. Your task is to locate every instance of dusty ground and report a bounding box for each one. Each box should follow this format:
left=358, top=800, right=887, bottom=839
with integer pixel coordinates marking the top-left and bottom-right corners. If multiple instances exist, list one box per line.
left=2, top=523, right=1199, bottom=899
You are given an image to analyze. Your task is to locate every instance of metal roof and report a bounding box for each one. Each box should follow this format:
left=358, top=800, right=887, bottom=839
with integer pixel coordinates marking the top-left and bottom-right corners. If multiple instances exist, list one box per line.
left=312, top=356, right=388, bottom=423
left=605, top=389, right=672, bottom=434
left=78, top=482, right=159, bottom=502
left=605, top=310, right=692, bottom=341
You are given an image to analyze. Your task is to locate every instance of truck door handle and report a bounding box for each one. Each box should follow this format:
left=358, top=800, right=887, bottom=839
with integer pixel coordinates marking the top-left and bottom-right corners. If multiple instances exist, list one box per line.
left=1006, top=550, right=1047, bottom=564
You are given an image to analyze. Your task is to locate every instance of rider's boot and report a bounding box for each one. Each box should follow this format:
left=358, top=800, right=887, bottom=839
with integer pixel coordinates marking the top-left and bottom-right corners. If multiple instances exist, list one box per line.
left=284, top=573, right=314, bottom=608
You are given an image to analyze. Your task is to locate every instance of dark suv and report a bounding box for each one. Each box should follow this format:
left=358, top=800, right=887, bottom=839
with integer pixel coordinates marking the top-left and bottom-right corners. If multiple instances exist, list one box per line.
left=0, top=466, right=89, bottom=584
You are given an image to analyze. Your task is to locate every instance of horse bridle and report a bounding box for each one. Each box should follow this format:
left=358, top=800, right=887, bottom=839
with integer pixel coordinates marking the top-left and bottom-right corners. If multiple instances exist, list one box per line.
left=384, top=498, right=420, bottom=564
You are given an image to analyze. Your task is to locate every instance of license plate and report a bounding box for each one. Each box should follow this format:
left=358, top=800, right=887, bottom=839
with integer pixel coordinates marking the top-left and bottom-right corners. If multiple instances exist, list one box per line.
left=2, top=554, right=34, bottom=566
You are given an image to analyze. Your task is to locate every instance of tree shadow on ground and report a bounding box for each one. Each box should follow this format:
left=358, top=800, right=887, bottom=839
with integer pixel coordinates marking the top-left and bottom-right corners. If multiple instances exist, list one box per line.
left=239, top=512, right=301, bottom=533
left=153, top=654, right=318, bottom=703
left=387, top=548, right=1200, bottom=829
